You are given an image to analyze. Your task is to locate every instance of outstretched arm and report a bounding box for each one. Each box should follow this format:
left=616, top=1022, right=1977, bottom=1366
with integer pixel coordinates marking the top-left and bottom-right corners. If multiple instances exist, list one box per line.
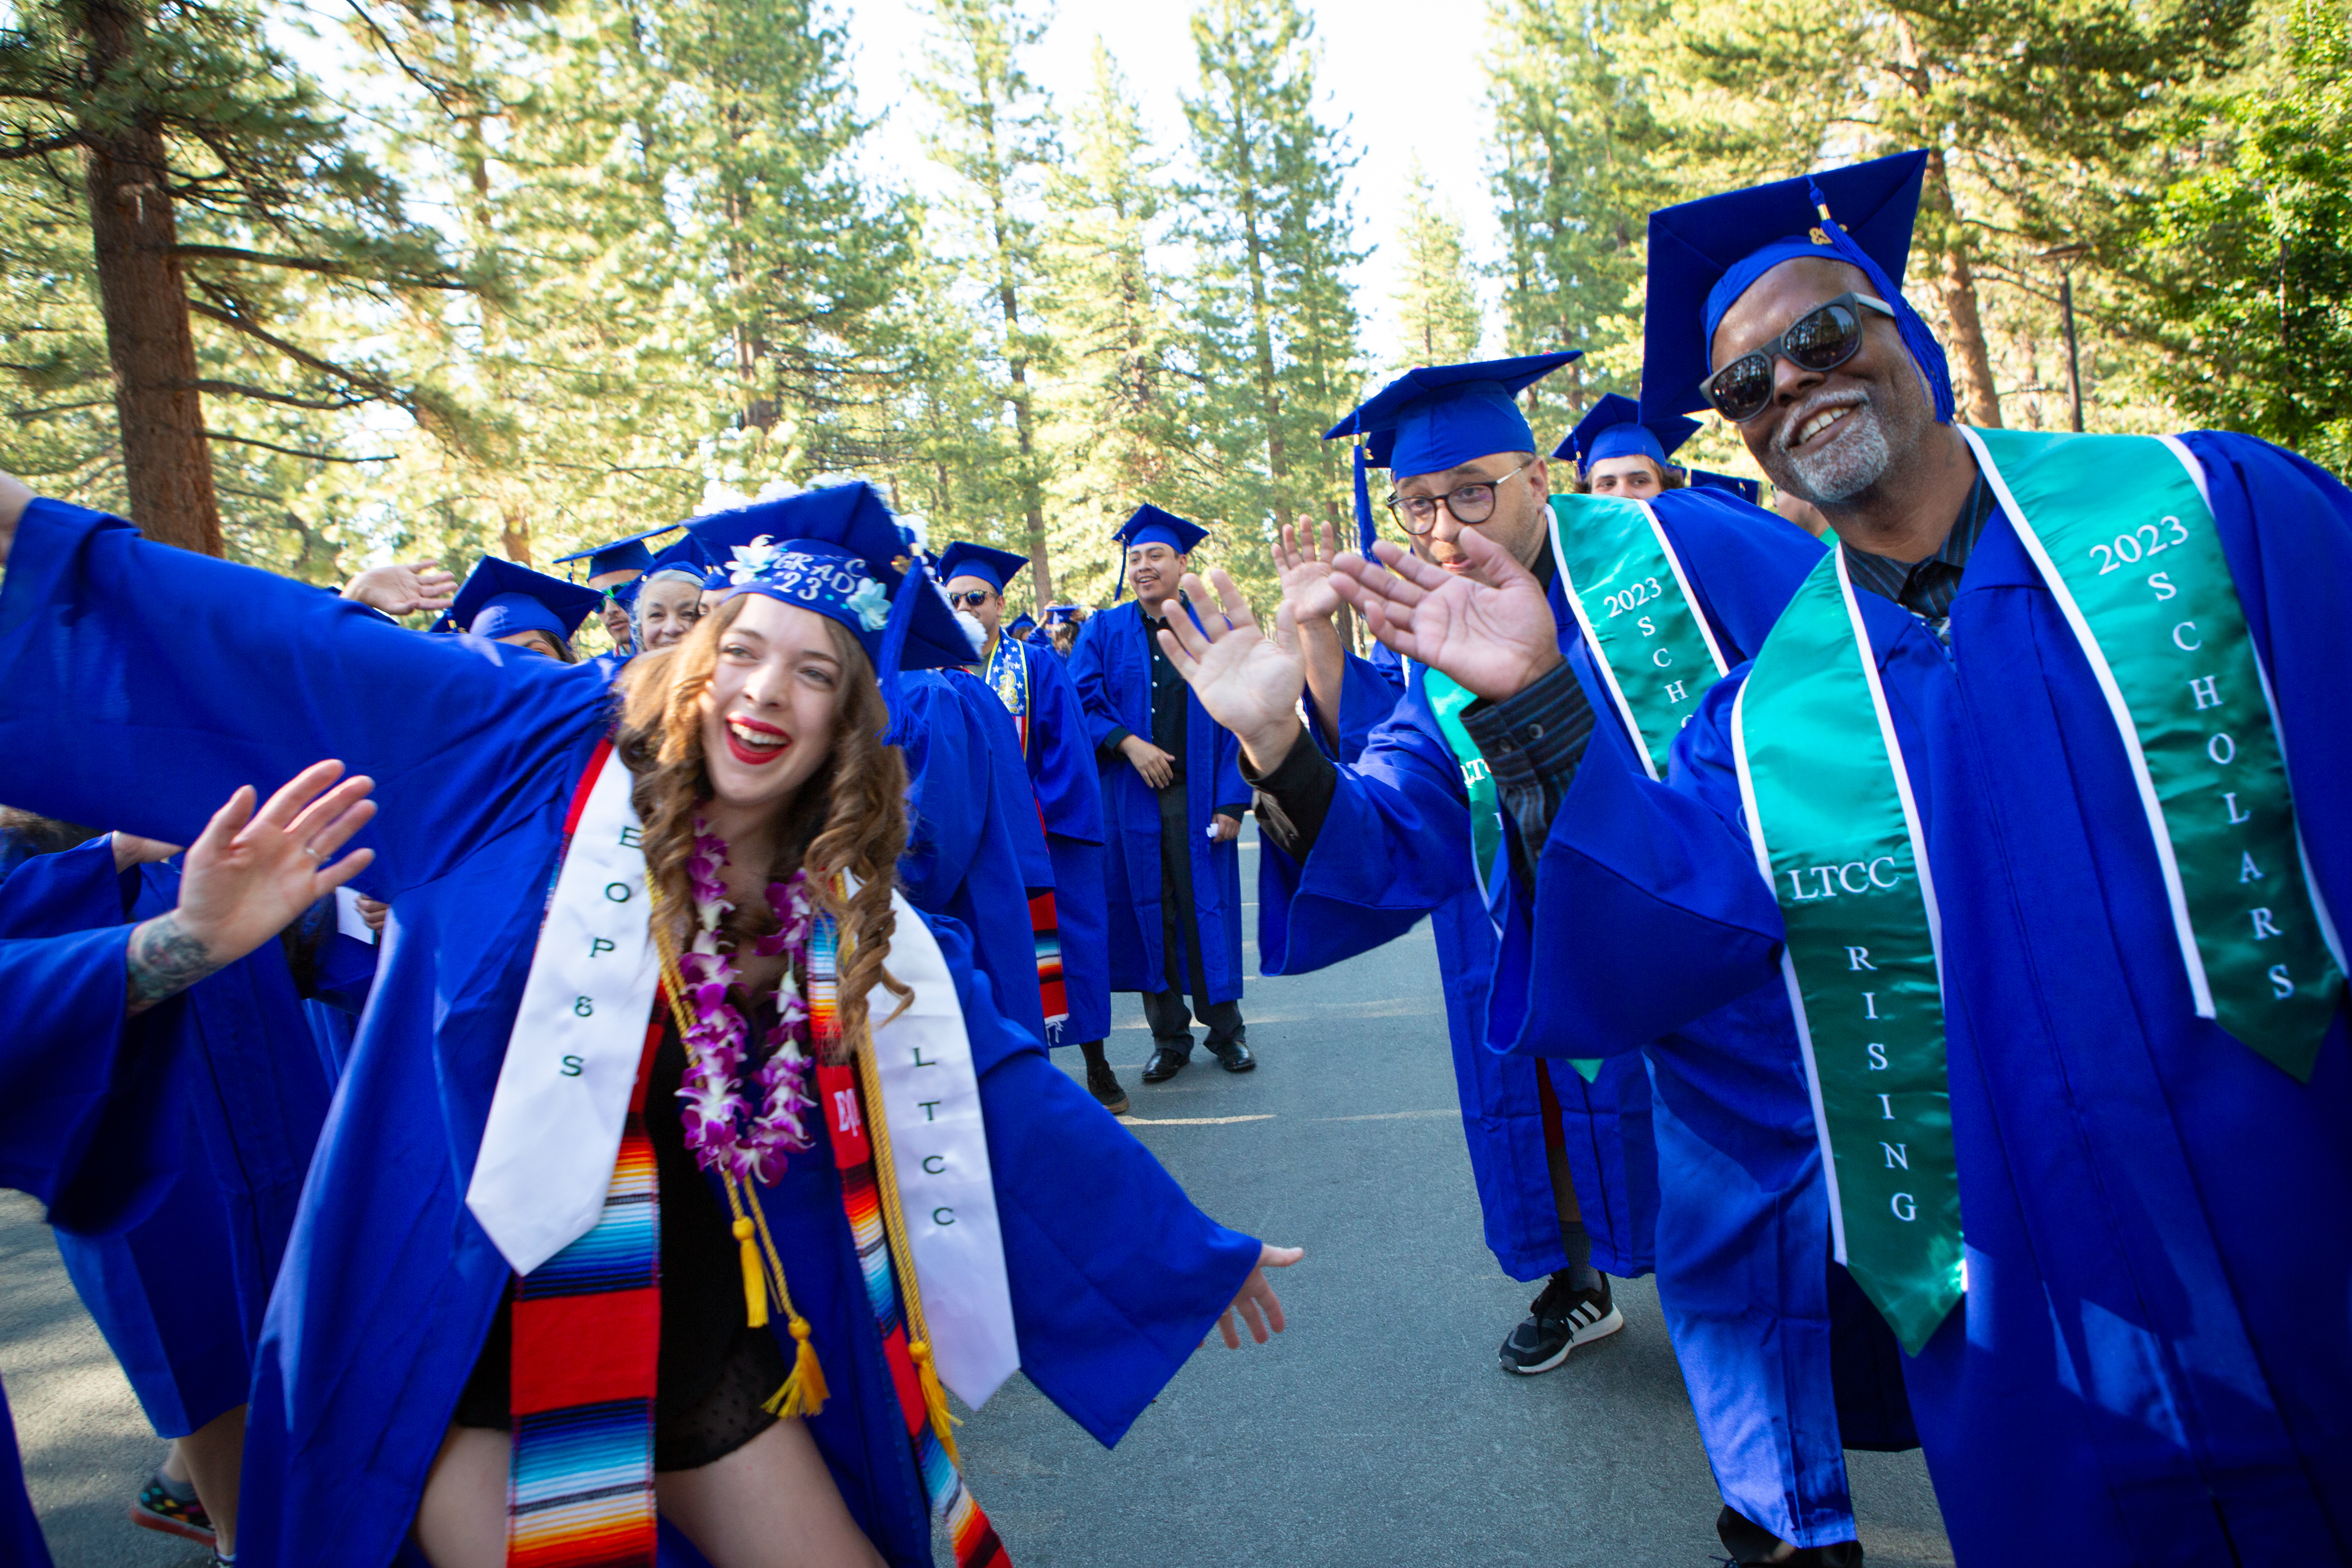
left=0, top=482, right=606, bottom=892
left=124, top=762, right=375, bottom=1014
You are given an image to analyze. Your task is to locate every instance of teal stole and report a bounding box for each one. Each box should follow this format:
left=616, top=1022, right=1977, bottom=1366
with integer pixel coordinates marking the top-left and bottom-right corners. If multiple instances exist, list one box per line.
left=1733, top=427, right=2345, bottom=1354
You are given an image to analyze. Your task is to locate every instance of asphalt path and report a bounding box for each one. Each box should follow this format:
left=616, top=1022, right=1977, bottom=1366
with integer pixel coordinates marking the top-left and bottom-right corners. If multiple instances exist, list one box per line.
left=2, top=823, right=1954, bottom=1568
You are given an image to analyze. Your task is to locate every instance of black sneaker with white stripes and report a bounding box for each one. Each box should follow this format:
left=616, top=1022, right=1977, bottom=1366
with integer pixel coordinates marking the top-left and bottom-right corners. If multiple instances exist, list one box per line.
left=1498, top=1271, right=1622, bottom=1374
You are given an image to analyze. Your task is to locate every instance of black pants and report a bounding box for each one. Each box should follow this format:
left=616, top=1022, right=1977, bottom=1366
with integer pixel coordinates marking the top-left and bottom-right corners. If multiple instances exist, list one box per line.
left=1143, top=784, right=1244, bottom=1054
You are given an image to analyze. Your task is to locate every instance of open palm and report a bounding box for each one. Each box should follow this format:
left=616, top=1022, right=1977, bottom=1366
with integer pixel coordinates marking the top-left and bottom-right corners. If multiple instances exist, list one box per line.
left=175, top=760, right=378, bottom=963
left=1329, top=529, right=1562, bottom=702
left=1155, top=570, right=1308, bottom=768
left=1272, top=520, right=1343, bottom=624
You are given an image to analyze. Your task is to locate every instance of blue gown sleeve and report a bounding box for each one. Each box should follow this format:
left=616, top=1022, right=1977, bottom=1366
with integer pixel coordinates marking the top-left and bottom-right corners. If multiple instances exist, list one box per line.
left=0, top=928, right=189, bottom=1236
left=934, top=908, right=1262, bottom=1446
left=956, top=672, right=1053, bottom=889
left=0, top=837, right=126, bottom=938
left=1313, top=648, right=1408, bottom=764
left=1258, top=704, right=1472, bottom=974
left=1065, top=614, right=1128, bottom=752
left=1027, top=647, right=1105, bottom=844
left=0, top=498, right=612, bottom=895
left=1488, top=669, right=1794, bottom=1062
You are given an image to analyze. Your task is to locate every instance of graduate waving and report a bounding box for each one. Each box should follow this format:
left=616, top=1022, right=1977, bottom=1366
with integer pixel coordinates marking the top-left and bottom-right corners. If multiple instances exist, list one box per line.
left=1348, top=151, right=2352, bottom=1566
left=0, top=475, right=1294, bottom=1568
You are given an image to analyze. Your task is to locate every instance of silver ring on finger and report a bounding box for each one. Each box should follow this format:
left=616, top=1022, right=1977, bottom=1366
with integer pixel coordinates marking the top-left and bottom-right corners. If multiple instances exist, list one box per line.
left=302, top=844, right=324, bottom=863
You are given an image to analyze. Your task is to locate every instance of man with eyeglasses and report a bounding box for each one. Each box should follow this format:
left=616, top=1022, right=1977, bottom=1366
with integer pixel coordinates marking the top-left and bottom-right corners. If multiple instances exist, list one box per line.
left=1334, top=149, right=2352, bottom=1566
left=1066, top=506, right=1253, bottom=1085
left=1159, top=352, right=1892, bottom=1564
left=938, top=541, right=1120, bottom=1111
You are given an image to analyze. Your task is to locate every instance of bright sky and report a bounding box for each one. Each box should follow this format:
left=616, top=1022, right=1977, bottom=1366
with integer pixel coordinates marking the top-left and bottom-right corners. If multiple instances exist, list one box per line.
left=840, top=0, right=1507, bottom=364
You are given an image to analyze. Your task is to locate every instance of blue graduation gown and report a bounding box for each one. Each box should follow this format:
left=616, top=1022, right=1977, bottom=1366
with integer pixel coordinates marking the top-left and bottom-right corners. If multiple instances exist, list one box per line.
left=993, top=635, right=1112, bottom=1047
left=1066, top=601, right=1248, bottom=1002
left=1312, top=646, right=1406, bottom=764
left=0, top=918, right=197, bottom=1567
left=898, top=669, right=1052, bottom=1047
left=1267, top=494, right=1907, bottom=1547
left=0, top=498, right=1262, bottom=1568
left=1492, top=432, right=2352, bottom=1565
left=0, top=841, right=334, bottom=1439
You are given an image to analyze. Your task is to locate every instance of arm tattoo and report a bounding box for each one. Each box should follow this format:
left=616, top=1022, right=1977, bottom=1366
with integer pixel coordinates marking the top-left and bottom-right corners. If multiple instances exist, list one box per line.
left=125, top=912, right=224, bottom=1016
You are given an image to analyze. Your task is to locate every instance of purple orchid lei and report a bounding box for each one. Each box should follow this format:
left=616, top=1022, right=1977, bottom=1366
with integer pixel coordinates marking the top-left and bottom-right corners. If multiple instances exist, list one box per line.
left=675, top=820, right=818, bottom=1184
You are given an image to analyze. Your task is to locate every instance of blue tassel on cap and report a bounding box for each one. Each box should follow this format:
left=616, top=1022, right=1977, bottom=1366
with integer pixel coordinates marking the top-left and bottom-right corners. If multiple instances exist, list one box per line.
left=1352, top=439, right=1377, bottom=555
left=876, top=555, right=926, bottom=746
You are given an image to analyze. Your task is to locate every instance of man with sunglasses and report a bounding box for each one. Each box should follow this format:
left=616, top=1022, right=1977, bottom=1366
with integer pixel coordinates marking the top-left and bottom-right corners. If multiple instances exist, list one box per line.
left=1338, top=149, right=2352, bottom=1566
left=1156, top=349, right=1891, bottom=1562
left=938, top=541, right=1119, bottom=1111
left=1067, top=506, right=1253, bottom=1085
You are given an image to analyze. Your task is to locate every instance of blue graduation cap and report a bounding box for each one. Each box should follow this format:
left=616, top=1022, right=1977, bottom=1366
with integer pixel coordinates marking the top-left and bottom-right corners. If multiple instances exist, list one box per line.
left=685, top=483, right=978, bottom=737
left=1007, top=612, right=1039, bottom=641
left=1554, top=393, right=1702, bottom=474
left=1687, top=468, right=1764, bottom=506
left=1041, top=604, right=1082, bottom=626
left=1322, top=352, right=1579, bottom=554
left=639, top=534, right=711, bottom=586
left=432, top=556, right=603, bottom=646
left=1639, top=149, right=1951, bottom=424
left=1112, top=505, right=1209, bottom=598
left=550, top=523, right=682, bottom=581
left=935, top=541, right=1030, bottom=595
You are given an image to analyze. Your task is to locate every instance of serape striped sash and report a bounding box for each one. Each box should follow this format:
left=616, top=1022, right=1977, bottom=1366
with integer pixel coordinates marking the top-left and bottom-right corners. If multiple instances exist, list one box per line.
left=1029, top=888, right=1066, bottom=1032
left=507, top=1017, right=664, bottom=1568
left=810, top=915, right=1010, bottom=1568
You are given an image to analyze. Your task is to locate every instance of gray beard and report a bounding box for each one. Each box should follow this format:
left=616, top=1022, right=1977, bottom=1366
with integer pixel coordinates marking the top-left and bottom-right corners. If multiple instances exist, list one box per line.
left=1772, top=401, right=1895, bottom=505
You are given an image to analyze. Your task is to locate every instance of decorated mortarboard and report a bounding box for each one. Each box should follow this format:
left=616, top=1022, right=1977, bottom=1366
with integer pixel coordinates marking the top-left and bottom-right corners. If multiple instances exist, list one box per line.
left=550, top=522, right=683, bottom=581
left=1322, top=352, right=1579, bottom=553
left=684, top=483, right=976, bottom=737
left=1686, top=468, right=1764, bottom=506
left=1639, top=149, right=1951, bottom=424
left=935, top=541, right=1031, bottom=595
left=1041, top=604, right=1082, bottom=626
left=1111, top=504, right=1209, bottom=598
left=1555, top=393, right=1702, bottom=474
left=431, top=556, right=603, bottom=645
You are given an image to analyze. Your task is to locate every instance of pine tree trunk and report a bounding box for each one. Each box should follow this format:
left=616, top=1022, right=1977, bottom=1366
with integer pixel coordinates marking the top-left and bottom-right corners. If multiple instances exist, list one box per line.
left=1921, top=148, right=2002, bottom=428
left=76, top=0, right=221, bottom=555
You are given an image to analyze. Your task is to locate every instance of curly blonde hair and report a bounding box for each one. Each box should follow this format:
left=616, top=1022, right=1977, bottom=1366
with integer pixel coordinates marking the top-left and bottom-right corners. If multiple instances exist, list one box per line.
left=614, top=594, right=911, bottom=1058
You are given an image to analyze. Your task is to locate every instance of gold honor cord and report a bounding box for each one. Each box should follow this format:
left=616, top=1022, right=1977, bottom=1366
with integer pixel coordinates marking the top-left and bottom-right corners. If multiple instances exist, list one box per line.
left=835, top=901, right=967, bottom=1465
left=646, top=880, right=830, bottom=1419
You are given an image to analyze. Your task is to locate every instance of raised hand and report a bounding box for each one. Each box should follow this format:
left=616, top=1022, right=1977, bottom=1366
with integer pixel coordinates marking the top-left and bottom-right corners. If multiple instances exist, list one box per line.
left=1272, top=519, right=1343, bottom=624
left=342, top=559, right=459, bottom=617
left=126, top=761, right=377, bottom=1013
left=1214, top=1243, right=1304, bottom=1349
left=1328, top=527, right=1562, bottom=702
left=1155, top=569, right=1307, bottom=773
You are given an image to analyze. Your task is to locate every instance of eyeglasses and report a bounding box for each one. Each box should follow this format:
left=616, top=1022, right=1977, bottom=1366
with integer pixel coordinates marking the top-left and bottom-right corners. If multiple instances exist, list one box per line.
left=947, top=590, right=995, bottom=609
left=1383, top=459, right=1535, bottom=535
left=1699, top=292, right=1893, bottom=423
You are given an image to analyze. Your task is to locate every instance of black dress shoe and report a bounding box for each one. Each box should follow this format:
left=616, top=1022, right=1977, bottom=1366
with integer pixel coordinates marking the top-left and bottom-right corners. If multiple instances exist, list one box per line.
left=1207, top=1038, right=1255, bottom=1072
left=1141, top=1045, right=1190, bottom=1082
left=1716, top=1506, right=1864, bottom=1566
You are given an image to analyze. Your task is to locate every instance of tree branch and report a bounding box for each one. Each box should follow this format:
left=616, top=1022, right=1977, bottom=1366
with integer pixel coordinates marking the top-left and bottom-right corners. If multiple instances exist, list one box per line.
left=183, top=298, right=406, bottom=405
left=0, top=131, right=82, bottom=162
left=176, top=244, right=469, bottom=289
left=176, top=379, right=371, bottom=412
left=205, top=430, right=392, bottom=463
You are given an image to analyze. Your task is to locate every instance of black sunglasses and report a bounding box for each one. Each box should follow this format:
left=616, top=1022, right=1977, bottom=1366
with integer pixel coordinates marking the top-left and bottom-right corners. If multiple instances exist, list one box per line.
left=947, top=589, right=995, bottom=609
left=1700, top=292, right=1894, bottom=423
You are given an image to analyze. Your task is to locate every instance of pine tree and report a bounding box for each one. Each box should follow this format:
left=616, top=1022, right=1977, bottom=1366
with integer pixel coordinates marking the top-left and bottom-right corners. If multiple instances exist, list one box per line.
left=0, top=0, right=472, bottom=555
left=916, top=0, right=1059, bottom=605
left=1037, top=41, right=1180, bottom=606
left=1178, top=0, right=1364, bottom=597
left=1390, top=161, right=1483, bottom=368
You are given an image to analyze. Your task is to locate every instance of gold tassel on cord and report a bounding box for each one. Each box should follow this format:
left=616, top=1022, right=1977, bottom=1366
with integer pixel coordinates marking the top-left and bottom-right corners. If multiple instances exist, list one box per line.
left=764, top=1312, right=831, bottom=1419
left=733, top=1215, right=769, bottom=1329
left=908, top=1340, right=962, bottom=1466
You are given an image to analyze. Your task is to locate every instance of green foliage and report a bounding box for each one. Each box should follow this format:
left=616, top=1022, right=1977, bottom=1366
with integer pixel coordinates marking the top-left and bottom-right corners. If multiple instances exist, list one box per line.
left=2128, top=0, right=2352, bottom=470
left=1177, top=0, right=1364, bottom=601
left=1390, top=161, right=1483, bottom=368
